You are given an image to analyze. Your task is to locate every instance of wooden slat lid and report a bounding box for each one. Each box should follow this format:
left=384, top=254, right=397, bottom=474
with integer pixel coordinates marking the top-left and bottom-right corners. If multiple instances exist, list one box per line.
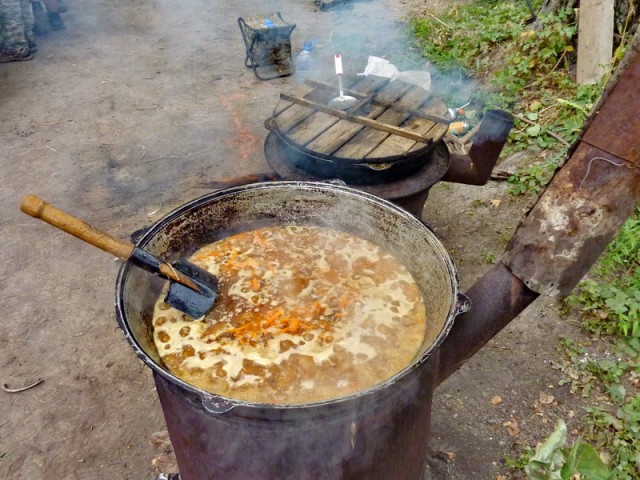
left=269, top=75, right=449, bottom=163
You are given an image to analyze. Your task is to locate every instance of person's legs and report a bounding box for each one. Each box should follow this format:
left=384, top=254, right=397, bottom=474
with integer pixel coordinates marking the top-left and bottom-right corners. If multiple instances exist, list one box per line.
left=42, top=0, right=56, bottom=11
left=31, top=1, right=50, bottom=35
left=18, top=0, right=36, bottom=52
left=0, top=0, right=33, bottom=61
left=42, top=0, right=64, bottom=30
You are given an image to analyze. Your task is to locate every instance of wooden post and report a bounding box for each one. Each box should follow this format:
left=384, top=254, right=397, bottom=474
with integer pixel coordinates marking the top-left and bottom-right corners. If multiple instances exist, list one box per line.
left=577, top=0, right=615, bottom=84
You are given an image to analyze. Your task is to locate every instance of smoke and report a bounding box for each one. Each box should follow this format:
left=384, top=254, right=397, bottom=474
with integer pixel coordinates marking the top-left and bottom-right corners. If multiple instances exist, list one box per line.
left=303, top=0, right=479, bottom=109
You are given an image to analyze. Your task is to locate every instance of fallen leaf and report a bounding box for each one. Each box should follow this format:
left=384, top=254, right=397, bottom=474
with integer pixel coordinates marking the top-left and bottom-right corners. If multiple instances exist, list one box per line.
left=539, top=392, right=555, bottom=404
left=150, top=430, right=171, bottom=448
left=600, top=449, right=612, bottom=464
left=151, top=452, right=179, bottom=474
left=491, top=395, right=503, bottom=405
left=490, top=199, right=501, bottom=207
left=503, top=419, right=520, bottom=437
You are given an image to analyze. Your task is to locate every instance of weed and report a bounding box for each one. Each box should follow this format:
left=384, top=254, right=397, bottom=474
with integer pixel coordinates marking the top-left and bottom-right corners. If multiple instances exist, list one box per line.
left=523, top=419, right=610, bottom=480
left=551, top=337, right=640, bottom=479
left=504, top=445, right=535, bottom=470
left=498, top=228, right=514, bottom=246
left=507, top=157, right=560, bottom=196
left=566, top=208, right=640, bottom=337
left=411, top=1, right=614, bottom=177
left=584, top=397, right=640, bottom=479
left=410, top=2, right=638, bottom=478
left=484, top=253, right=496, bottom=264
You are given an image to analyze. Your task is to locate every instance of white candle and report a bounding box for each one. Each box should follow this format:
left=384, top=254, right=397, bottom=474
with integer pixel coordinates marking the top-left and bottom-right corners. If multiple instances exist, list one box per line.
left=334, top=53, right=343, bottom=75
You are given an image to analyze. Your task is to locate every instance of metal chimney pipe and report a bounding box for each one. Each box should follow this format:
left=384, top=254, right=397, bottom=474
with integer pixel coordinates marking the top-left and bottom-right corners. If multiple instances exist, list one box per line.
left=436, top=31, right=640, bottom=383
left=441, top=109, right=515, bottom=185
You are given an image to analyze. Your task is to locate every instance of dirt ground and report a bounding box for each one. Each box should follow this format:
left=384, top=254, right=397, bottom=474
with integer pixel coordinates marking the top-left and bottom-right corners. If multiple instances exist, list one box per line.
left=0, top=0, right=588, bottom=479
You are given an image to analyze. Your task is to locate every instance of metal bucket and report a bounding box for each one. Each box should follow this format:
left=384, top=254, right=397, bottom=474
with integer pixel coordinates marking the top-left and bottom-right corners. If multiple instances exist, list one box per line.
left=115, top=181, right=468, bottom=480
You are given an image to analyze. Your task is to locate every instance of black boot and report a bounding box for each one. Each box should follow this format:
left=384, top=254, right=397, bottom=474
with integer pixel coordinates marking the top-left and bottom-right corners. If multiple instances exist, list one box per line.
left=32, top=2, right=51, bottom=35
left=48, top=12, right=66, bottom=31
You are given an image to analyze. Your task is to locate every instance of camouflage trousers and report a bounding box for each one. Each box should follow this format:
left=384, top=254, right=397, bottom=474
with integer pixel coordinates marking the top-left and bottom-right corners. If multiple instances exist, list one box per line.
left=0, top=0, right=34, bottom=56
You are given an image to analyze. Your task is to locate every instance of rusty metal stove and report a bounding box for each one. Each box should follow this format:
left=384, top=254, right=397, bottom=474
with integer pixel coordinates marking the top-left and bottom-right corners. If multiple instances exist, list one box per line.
left=263, top=75, right=516, bottom=216
left=265, top=132, right=450, bottom=216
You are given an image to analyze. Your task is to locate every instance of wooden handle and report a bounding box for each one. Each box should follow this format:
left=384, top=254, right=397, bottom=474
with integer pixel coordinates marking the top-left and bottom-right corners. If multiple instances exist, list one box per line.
left=158, top=263, right=201, bottom=292
left=20, top=194, right=135, bottom=260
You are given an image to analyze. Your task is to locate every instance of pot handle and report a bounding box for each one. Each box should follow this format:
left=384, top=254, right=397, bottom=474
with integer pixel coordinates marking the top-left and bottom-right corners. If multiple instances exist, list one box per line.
left=264, top=117, right=276, bottom=132
left=200, top=393, right=236, bottom=414
left=455, top=293, right=471, bottom=315
left=130, top=225, right=152, bottom=244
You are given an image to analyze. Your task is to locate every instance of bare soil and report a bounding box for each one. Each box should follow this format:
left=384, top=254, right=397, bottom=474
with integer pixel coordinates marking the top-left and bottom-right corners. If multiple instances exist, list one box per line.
left=0, top=1, right=588, bottom=479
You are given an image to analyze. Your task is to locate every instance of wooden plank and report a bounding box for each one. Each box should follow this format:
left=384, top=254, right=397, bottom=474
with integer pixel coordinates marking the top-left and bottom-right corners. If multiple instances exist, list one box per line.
left=372, top=99, right=450, bottom=125
left=333, top=87, right=435, bottom=159
left=272, top=82, right=339, bottom=133
left=367, top=96, right=447, bottom=158
left=303, top=79, right=391, bottom=113
left=282, top=93, right=436, bottom=144
left=271, top=84, right=318, bottom=133
left=283, top=76, right=391, bottom=146
left=576, top=0, right=614, bottom=84
left=303, top=78, right=409, bottom=155
left=305, top=79, right=371, bottom=100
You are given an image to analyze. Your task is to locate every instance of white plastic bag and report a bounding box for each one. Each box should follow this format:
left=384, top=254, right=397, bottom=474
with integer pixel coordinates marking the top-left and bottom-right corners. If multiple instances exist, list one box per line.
left=359, top=56, right=432, bottom=92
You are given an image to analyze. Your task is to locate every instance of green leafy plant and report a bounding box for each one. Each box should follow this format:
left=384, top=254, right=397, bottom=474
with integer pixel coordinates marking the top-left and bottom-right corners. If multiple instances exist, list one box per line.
left=484, top=252, right=496, bottom=264
left=585, top=396, right=640, bottom=479
left=494, top=8, right=577, bottom=96
left=566, top=208, right=640, bottom=337
left=504, top=445, right=536, bottom=470
left=411, top=1, right=529, bottom=73
left=524, top=420, right=610, bottom=480
left=551, top=338, right=640, bottom=479
left=507, top=158, right=560, bottom=196
left=411, top=1, right=619, bottom=164
left=411, top=2, right=638, bottom=478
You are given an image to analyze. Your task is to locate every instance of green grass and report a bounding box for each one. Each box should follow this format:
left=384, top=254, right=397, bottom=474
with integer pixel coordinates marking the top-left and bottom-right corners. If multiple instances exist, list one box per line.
left=552, top=337, right=640, bottom=479
left=566, top=208, right=640, bottom=338
left=559, top=211, right=640, bottom=479
left=411, top=0, right=611, bottom=195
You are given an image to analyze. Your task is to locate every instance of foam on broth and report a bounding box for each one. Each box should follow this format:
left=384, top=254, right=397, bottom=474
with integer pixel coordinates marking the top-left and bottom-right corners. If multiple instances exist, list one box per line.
left=152, top=225, right=427, bottom=404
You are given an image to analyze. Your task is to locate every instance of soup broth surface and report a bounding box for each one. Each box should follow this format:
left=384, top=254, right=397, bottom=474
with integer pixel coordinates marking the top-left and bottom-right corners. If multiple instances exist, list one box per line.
left=152, top=225, right=427, bottom=404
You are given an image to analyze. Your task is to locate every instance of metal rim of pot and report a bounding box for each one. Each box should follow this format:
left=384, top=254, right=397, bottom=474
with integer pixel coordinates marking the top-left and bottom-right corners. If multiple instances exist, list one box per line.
left=265, top=117, right=440, bottom=166
left=264, top=131, right=451, bottom=187
left=114, top=181, right=468, bottom=415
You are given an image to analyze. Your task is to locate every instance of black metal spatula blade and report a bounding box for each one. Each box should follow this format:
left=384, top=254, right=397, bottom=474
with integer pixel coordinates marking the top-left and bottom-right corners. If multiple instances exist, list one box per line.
left=164, top=260, right=218, bottom=318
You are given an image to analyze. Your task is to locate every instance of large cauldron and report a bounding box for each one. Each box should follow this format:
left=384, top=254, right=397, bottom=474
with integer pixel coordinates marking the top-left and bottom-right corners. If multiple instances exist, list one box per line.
left=115, top=181, right=469, bottom=480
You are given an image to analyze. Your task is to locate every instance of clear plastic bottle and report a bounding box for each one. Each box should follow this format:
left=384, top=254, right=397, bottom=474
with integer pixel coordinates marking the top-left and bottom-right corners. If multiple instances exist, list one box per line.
left=294, top=40, right=321, bottom=85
